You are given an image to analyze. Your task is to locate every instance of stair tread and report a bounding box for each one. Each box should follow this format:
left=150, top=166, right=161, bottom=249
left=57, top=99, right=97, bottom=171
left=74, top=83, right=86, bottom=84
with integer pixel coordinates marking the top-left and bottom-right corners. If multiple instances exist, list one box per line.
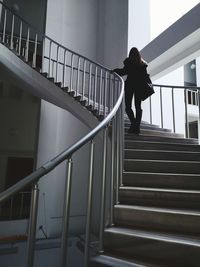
left=91, top=255, right=148, bottom=267
left=115, top=204, right=200, bottom=216
left=119, top=186, right=200, bottom=194
left=105, top=226, right=200, bottom=246
left=123, top=171, right=200, bottom=177
left=125, top=158, right=200, bottom=163
left=125, top=148, right=200, bottom=154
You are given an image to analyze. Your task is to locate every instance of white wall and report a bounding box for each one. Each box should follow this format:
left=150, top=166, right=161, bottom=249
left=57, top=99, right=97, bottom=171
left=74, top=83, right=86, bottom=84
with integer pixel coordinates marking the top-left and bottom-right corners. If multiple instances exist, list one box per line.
left=128, top=0, right=151, bottom=51
left=45, top=0, right=99, bottom=60
left=97, top=0, right=129, bottom=68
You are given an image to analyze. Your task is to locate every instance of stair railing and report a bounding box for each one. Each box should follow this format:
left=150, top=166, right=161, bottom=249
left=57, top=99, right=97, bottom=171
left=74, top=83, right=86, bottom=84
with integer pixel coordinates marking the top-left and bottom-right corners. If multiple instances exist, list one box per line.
left=0, top=1, right=114, bottom=114
left=149, top=84, right=200, bottom=139
left=0, top=2, right=125, bottom=267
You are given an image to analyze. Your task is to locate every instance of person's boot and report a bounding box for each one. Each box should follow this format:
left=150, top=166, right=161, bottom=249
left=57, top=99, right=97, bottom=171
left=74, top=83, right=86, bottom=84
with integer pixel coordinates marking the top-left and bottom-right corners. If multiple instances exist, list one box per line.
left=127, top=118, right=136, bottom=133
left=134, top=109, right=143, bottom=134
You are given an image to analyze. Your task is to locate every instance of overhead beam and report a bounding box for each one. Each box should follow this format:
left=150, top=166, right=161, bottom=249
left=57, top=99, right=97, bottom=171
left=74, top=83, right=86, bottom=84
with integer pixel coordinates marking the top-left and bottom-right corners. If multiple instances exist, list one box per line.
left=141, top=3, right=200, bottom=80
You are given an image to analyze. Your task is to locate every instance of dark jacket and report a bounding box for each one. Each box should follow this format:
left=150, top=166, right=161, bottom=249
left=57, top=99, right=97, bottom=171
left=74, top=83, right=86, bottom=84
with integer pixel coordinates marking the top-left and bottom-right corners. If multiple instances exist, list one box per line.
left=114, top=58, right=148, bottom=94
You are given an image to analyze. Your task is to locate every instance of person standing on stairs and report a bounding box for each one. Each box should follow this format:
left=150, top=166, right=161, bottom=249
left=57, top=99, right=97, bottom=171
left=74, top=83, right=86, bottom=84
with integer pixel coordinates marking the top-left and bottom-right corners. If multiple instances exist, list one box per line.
left=112, top=47, right=149, bottom=134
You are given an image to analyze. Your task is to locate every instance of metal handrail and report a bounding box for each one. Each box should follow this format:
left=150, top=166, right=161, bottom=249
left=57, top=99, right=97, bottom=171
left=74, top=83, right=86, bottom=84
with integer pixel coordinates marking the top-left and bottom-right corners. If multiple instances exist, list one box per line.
left=153, top=83, right=200, bottom=90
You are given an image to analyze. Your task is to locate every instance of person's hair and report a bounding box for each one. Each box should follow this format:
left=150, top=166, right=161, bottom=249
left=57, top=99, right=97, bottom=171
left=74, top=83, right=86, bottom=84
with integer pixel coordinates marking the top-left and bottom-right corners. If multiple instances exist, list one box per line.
left=128, top=47, right=143, bottom=64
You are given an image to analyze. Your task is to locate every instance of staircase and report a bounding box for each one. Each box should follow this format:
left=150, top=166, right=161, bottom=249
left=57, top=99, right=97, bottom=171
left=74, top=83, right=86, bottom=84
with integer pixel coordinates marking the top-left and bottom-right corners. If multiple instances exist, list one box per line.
left=91, top=120, right=200, bottom=267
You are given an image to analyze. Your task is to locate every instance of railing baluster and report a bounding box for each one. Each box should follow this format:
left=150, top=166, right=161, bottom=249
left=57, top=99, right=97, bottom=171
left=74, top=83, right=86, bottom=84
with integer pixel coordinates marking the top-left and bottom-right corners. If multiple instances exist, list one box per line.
left=25, top=27, right=30, bottom=62
left=184, top=89, right=189, bottom=138
left=18, top=21, right=22, bottom=56
left=82, top=59, right=86, bottom=100
left=93, top=66, right=98, bottom=110
left=99, top=127, right=108, bottom=253
left=149, top=94, right=152, bottom=124
left=70, top=54, right=74, bottom=92
left=198, top=90, right=200, bottom=143
left=160, top=86, right=163, bottom=128
left=27, top=183, right=39, bottom=267
left=88, top=63, right=93, bottom=106
left=104, top=71, right=108, bottom=117
left=76, top=57, right=81, bottom=96
left=56, top=45, right=59, bottom=82
left=110, top=115, right=115, bottom=226
left=98, top=69, right=103, bottom=115
left=48, top=41, right=52, bottom=77
left=2, top=9, right=7, bottom=43
left=84, top=141, right=95, bottom=267
left=61, top=158, right=73, bottom=267
left=62, top=50, right=67, bottom=87
left=10, top=14, right=15, bottom=50
left=32, top=33, right=38, bottom=68
left=172, top=87, right=176, bottom=133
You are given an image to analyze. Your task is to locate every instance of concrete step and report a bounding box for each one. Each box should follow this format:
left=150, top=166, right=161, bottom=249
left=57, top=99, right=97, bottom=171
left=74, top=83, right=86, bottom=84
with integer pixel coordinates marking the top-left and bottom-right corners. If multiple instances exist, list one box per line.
left=124, top=122, right=171, bottom=132
left=114, top=205, right=200, bottom=236
left=124, top=149, right=200, bottom=161
left=119, top=187, right=200, bottom=209
left=104, top=227, right=200, bottom=267
left=125, top=140, right=200, bottom=151
left=90, top=255, right=148, bottom=267
left=124, top=159, right=200, bottom=174
left=125, top=130, right=180, bottom=138
left=125, top=134, right=198, bottom=144
left=123, top=172, right=200, bottom=190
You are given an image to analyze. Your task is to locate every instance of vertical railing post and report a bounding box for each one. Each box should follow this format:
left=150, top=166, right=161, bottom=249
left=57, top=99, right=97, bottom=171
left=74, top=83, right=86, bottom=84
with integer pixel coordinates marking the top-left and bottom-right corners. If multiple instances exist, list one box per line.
left=70, top=54, right=74, bottom=92
left=61, top=158, right=73, bottom=267
left=76, top=57, right=81, bottom=96
left=98, top=69, right=103, bottom=115
left=82, top=59, right=86, bottom=99
left=103, top=71, right=108, bottom=118
left=18, top=21, right=22, bottom=56
left=56, top=45, right=60, bottom=82
left=25, top=27, right=30, bottom=62
left=10, top=14, right=15, bottom=50
left=171, top=87, right=176, bottom=133
left=184, top=89, right=189, bottom=138
left=110, top=116, right=115, bottom=226
left=32, top=33, right=38, bottom=68
left=198, top=90, right=200, bottom=144
left=88, top=63, right=93, bottom=106
left=27, top=183, right=39, bottom=267
left=62, top=50, right=67, bottom=87
left=84, top=141, right=95, bottom=267
left=48, top=41, right=52, bottom=77
left=2, top=9, right=7, bottom=44
left=93, top=66, right=98, bottom=110
left=160, top=87, right=164, bottom=128
left=149, top=95, right=152, bottom=125
left=99, top=127, right=108, bottom=253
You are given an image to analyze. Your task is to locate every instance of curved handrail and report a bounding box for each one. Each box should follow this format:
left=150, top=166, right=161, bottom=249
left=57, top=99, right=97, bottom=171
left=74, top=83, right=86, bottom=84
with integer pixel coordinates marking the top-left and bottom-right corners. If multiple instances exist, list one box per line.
left=153, top=84, right=200, bottom=90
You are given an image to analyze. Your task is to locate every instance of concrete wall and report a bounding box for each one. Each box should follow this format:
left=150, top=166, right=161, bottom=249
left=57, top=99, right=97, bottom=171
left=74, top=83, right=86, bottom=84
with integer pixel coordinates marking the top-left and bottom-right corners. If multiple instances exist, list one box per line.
left=97, top=0, right=128, bottom=68
left=4, top=0, right=47, bottom=33
left=0, top=81, right=40, bottom=192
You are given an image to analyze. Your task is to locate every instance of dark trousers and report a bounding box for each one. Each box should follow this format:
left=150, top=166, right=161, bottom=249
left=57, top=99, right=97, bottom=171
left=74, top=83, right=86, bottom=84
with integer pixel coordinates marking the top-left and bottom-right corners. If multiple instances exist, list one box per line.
left=125, top=88, right=142, bottom=125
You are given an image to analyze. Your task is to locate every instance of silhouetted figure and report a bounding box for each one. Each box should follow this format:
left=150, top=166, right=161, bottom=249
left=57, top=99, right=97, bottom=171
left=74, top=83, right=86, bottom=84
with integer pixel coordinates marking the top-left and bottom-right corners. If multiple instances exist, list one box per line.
left=113, top=47, right=148, bottom=134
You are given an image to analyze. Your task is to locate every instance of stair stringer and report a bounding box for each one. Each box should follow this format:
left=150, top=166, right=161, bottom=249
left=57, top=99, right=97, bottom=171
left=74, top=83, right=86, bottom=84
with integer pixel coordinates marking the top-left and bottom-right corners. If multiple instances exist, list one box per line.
left=0, top=43, right=99, bottom=130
